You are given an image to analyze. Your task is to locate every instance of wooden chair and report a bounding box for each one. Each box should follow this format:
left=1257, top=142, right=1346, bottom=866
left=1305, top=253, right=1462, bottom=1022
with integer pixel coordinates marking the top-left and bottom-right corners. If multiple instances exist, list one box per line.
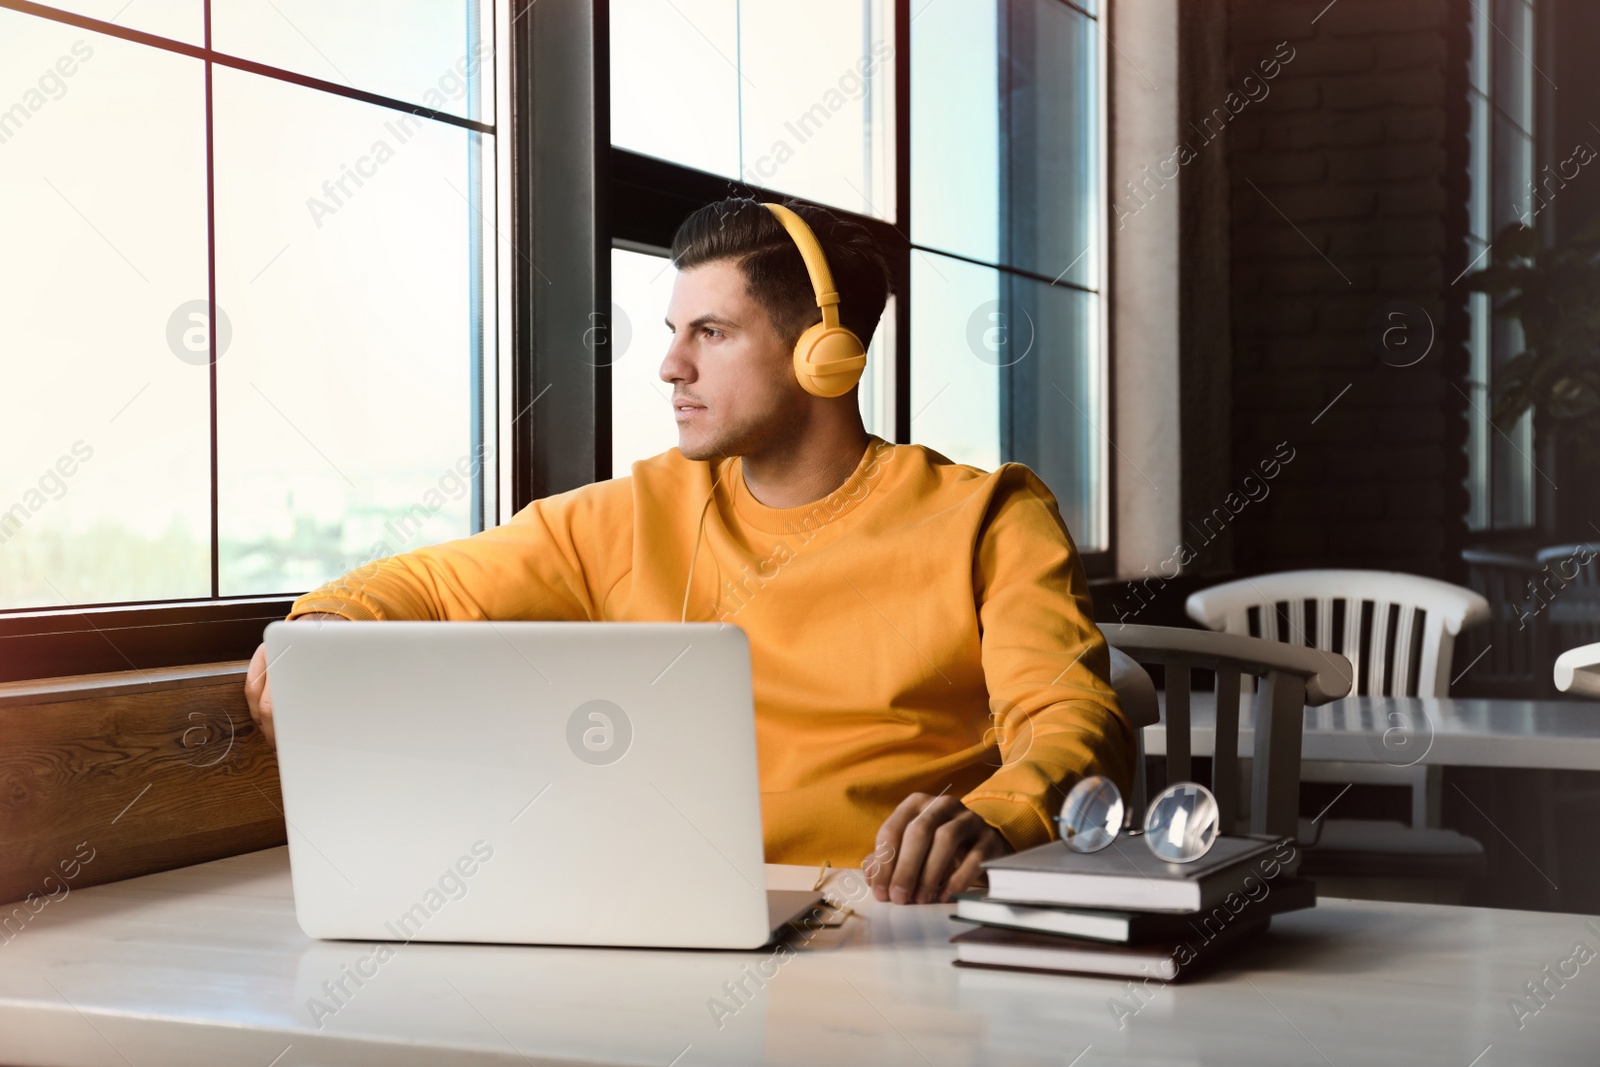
left=1460, top=548, right=1547, bottom=696
left=1184, top=571, right=1489, bottom=897
left=1536, top=544, right=1600, bottom=653
left=1107, top=645, right=1158, bottom=821
left=1185, top=570, right=1489, bottom=829
left=1102, top=624, right=1352, bottom=840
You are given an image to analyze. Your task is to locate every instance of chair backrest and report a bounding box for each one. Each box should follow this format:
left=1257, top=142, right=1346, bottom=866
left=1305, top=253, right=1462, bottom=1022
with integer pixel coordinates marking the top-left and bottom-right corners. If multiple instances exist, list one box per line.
left=1536, top=544, right=1600, bottom=589
left=1461, top=549, right=1545, bottom=690
left=1107, top=646, right=1159, bottom=822
left=1534, top=545, right=1600, bottom=648
left=1104, top=624, right=1352, bottom=840
left=1185, top=570, right=1489, bottom=698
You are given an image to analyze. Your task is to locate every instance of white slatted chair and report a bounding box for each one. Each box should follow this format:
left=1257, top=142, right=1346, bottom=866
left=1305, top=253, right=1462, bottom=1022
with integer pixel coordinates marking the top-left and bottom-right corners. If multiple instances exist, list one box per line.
left=1186, top=571, right=1489, bottom=898
left=1186, top=570, right=1489, bottom=828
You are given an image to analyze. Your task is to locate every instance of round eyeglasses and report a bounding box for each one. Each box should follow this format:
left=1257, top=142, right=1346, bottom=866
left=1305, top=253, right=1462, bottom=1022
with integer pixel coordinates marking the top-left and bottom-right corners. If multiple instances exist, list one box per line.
left=1057, top=775, right=1220, bottom=863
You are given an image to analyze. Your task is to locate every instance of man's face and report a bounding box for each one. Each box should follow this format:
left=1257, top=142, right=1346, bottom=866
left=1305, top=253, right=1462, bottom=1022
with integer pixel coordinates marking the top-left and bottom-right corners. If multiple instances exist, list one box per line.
left=660, top=260, right=808, bottom=462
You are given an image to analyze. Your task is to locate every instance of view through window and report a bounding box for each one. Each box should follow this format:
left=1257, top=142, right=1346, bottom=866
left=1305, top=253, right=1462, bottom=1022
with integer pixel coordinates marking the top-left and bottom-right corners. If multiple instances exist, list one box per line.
left=0, top=1, right=501, bottom=611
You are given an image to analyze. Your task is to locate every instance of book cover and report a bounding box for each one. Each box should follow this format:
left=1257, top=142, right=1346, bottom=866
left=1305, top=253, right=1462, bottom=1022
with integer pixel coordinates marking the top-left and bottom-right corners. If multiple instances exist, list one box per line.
left=980, top=835, right=1300, bottom=912
left=950, top=912, right=1271, bottom=982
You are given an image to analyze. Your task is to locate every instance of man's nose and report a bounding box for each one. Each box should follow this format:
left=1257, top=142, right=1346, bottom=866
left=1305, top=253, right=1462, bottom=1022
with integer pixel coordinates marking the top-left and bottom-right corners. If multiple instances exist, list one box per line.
left=660, top=335, right=694, bottom=384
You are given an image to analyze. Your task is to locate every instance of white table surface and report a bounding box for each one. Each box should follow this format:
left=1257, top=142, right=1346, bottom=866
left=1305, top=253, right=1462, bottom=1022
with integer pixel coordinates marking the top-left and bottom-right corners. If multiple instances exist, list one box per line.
left=3, top=847, right=1598, bottom=1066
left=1142, top=693, right=1600, bottom=770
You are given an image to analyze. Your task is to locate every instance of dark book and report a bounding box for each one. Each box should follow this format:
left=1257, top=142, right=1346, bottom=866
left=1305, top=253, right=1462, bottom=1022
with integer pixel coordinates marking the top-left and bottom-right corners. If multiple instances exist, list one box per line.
left=951, top=912, right=1270, bottom=982
left=952, top=875, right=1315, bottom=943
left=980, top=834, right=1299, bottom=913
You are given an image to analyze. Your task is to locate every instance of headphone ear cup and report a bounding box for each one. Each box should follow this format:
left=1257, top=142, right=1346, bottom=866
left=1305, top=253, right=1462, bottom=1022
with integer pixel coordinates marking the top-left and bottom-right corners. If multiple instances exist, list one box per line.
left=793, top=324, right=868, bottom=398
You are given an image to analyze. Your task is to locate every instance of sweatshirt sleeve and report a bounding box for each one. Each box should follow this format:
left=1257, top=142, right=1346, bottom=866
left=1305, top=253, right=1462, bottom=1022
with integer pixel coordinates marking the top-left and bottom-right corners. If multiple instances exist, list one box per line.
left=287, top=479, right=631, bottom=622
left=959, top=465, right=1137, bottom=853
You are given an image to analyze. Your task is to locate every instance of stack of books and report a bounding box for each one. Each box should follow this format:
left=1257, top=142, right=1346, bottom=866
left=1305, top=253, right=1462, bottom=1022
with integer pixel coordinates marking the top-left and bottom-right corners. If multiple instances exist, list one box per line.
left=951, top=835, right=1313, bottom=982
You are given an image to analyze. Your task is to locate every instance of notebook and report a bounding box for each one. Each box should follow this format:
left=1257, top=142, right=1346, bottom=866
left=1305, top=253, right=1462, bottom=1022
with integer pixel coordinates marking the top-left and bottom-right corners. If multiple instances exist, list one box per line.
left=952, top=876, right=1315, bottom=943
left=951, top=913, right=1270, bottom=981
left=980, top=834, right=1298, bottom=912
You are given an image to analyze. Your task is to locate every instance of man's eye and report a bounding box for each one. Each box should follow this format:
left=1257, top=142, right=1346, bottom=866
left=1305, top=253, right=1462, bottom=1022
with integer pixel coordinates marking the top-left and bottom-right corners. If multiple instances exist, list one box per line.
left=703, top=327, right=723, bottom=339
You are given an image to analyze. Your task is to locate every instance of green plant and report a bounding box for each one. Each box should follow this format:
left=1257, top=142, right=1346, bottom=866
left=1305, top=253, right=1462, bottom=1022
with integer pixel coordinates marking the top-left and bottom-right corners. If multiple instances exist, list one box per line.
left=1466, top=215, right=1600, bottom=466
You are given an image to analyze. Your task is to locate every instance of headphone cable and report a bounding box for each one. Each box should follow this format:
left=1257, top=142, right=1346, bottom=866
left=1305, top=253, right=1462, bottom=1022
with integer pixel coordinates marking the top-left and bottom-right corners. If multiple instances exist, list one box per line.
left=681, top=456, right=737, bottom=623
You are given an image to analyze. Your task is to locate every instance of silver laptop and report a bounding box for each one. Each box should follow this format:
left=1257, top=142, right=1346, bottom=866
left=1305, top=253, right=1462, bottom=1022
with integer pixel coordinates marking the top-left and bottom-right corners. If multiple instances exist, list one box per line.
left=263, top=620, right=821, bottom=950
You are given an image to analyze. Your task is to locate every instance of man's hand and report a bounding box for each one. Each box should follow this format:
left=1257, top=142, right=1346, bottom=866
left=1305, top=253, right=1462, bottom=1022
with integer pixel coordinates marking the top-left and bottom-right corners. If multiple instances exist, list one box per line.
left=244, top=613, right=346, bottom=749
left=867, top=793, right=1013, bottom=905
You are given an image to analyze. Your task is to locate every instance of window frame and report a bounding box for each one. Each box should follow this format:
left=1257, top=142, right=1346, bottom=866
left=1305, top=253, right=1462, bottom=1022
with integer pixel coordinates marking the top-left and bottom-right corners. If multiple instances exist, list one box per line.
left=0, top=0, right=504, bottom=680
left=1464, top=0, right=1543, bottom=535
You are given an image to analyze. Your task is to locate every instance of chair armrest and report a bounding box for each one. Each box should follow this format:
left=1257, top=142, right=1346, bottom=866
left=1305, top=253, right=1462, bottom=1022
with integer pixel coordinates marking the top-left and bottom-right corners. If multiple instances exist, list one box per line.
left=1105, top=624, right=1354, bottom=704
left=1554, top=643, right=1600, bottom=698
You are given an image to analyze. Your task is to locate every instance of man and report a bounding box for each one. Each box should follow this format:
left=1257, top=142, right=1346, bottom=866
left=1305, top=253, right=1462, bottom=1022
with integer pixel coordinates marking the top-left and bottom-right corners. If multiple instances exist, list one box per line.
left=245, top=197, right=1132, bottom=906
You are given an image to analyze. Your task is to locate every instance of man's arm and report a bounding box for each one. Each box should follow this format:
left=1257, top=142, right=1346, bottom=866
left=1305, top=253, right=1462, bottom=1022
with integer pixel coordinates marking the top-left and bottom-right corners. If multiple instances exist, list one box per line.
left=869, top=465, right=1134, bottom=904
left=959, top=465, right=1136, bottom=843
left=246, top=480, right=631, bottom=748
left=287, top=480, right=627, bottom=622
left=244, top=612, right=344, bottom=747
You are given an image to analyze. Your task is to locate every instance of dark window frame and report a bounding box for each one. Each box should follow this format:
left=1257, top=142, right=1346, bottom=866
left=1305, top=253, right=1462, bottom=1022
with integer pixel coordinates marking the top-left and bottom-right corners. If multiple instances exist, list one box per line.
left=1463, top=0, right=1546, bottom=535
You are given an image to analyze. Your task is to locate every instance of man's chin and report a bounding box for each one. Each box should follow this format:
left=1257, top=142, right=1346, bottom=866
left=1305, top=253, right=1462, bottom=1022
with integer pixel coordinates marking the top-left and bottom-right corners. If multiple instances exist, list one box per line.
left=676, top=432, right=723, bottom=463
left=678, top=420, right=764, bottom=463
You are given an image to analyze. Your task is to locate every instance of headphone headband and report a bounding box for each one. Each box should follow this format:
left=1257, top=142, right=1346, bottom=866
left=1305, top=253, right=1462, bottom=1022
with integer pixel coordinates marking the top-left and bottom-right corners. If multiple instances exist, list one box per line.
left=764, top=203, right=840, bottom=323
left=762, top=202, right=867, bottom=398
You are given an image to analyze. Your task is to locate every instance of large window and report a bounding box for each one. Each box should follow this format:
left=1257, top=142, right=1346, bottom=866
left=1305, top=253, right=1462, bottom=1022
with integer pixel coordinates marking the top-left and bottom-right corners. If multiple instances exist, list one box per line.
left=911, top=0, right=1104, bottom=546
left=1464, top=0, right=1538, bottom=531
left=0, top=2, right=503, bottom=615
left=2, top=0, right=1102, bottom=677
left=608, top=0, right=894, bottom=218
left=607, top=0, right=1108, bottom=556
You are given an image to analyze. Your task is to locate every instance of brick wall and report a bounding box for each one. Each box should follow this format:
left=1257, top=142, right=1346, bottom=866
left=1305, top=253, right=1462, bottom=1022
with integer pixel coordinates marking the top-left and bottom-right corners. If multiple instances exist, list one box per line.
left=1224, top=0, right=1471, bottom=580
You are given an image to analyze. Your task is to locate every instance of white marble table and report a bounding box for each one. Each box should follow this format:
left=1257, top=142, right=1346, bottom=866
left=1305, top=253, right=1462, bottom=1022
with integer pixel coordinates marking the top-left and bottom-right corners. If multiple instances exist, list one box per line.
left=2, top=847, right=1598, bottom=1066
left=1143, top=693, right=1600, bottom=770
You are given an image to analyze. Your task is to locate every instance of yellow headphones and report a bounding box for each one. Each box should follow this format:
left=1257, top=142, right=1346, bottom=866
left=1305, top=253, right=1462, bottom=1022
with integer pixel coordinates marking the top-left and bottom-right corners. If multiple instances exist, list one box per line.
left=677, top=203, right=865, bottom=622
left=763, top=202, right=867, bottom=398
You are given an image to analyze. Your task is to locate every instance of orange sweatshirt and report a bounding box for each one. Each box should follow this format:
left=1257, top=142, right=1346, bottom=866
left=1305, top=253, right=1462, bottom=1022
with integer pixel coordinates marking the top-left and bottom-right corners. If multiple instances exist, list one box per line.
left=288, top=435, right=1134, bottom=866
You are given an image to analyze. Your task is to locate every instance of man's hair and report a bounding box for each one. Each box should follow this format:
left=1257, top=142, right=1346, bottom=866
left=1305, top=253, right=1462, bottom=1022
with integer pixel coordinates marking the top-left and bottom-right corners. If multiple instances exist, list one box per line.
left=669, top=197, right=892, bottom=355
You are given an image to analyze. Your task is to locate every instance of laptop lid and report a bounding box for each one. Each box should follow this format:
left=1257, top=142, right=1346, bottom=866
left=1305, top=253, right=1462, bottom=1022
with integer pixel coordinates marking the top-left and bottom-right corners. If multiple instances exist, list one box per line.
left=264, top=620, right=782, bottom=950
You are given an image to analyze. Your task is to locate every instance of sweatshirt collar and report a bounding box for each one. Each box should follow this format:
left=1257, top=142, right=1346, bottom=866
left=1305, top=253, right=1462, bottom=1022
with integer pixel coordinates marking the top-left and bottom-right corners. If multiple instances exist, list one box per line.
left=728, top=435, right=895, bottom=535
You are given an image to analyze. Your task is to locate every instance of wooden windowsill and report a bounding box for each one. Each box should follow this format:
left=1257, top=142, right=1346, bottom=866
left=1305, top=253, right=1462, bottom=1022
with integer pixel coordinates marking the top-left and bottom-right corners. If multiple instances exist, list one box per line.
left=0, top=658, right=281, bottom=908
left=0, top=660, right=250, bottom=710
